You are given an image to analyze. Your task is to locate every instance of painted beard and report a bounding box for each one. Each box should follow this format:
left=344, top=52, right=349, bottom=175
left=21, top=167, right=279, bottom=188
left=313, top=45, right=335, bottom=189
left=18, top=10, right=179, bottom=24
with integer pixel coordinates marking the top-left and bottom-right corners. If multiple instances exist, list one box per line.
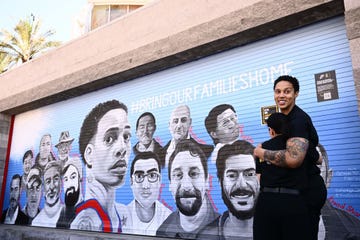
left=221, top=183, right=256, bottom=220
left=65, top=186, right=80, bottom=207
left=175, top=186, right=202, bottom=216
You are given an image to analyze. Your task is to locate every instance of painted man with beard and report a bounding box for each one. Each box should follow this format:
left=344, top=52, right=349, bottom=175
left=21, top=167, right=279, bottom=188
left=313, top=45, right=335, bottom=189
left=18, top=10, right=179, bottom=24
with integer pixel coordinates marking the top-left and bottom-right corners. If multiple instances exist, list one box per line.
left=71, top=100, right=131, bottom=233
left=22, top=166, right=42, bottom=225
left=214, top=140, right=259, bottom=239
left=205, top=104, right=240, bottom=164
left=133, top=112, right=165, bottom=166
left=1, top=174, right=29, bottom=225
left=32, top=161, right=63, bottom=227
left=156, top=139, right=220, bottom=239
left=56, top=157, right=83, bottom=228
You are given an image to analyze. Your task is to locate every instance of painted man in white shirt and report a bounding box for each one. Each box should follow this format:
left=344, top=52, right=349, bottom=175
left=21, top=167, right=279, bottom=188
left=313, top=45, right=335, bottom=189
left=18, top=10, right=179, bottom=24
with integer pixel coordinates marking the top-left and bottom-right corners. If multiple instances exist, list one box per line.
left=122, top=151, right=171, bottom=235
left=32, top=161, right=63, bottom=227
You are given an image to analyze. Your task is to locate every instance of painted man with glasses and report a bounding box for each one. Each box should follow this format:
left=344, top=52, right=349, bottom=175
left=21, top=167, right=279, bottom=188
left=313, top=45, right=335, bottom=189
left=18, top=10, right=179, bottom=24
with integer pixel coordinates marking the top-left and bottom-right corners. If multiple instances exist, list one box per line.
left=123, top=152, right=171, bottom=235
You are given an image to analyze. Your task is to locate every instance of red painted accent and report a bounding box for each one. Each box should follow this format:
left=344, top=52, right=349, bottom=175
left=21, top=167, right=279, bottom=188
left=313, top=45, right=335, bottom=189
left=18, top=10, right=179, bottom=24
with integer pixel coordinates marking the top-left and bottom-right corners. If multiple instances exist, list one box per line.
left=76, top=199, right=112, bottom=232
left=207, top=174, right=218, bottom=212
left=0, top=115, right=15, bottom=218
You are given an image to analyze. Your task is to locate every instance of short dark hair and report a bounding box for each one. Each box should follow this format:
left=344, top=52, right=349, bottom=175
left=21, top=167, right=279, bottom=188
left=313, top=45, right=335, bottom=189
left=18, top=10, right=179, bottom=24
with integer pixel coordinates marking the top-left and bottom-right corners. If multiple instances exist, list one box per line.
left=266, top=112, right=289, bottom=137
left=318, top=143, right=330, bottom=181
left=11, top=174, right=21, bottom=184
left=130, top=151, right=161, bottom=176
left=168, top=139, right=208, bottom=180
left=273, top=75, right=300, bottom=93
left=205, top=104, right=236, bottom=144
left=136, top=112, right=156, bottom=130
left=318, top=143, right=328, bottom=169
left=216, top=140, right=255, bottom=182
left=79, top=100, right=128, bottom=166
left=27, top=166, right=42, bottom=187
left=23, top=150, right=33, bottom=163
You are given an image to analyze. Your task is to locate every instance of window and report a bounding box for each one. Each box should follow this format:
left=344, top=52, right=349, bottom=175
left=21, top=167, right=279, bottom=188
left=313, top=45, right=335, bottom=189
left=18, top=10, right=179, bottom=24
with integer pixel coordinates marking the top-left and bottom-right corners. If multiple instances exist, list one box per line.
left=91, top=4, right=144, bottom=30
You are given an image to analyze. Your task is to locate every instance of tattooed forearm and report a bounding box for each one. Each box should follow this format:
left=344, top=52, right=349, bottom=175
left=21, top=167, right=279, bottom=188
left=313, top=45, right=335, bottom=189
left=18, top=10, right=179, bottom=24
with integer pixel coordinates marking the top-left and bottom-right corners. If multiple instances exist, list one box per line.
left=287, top=138, right=308, bottom=159
left=264, top=150, right=287, bottom=167
left=263, top=138, right=309, bottom=168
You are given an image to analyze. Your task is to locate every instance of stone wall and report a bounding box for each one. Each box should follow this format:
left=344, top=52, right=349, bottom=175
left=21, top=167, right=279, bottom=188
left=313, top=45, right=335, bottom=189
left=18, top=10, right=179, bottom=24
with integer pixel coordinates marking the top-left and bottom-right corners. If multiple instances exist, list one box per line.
left=0, top=114, right=11, bottom=201
left=344, top=0, right=360, bottom=112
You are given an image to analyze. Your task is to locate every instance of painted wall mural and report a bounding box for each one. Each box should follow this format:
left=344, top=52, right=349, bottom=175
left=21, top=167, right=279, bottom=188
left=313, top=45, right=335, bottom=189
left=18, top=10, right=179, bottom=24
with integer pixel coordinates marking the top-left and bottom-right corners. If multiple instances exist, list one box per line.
left=1, top=16, right=360, bottom=239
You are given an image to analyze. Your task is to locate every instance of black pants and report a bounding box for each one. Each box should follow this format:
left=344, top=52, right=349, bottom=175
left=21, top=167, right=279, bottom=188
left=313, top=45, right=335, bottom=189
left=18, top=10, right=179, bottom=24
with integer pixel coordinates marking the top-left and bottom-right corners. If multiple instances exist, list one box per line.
left=253, top=191, right=310, bottom=240
left=302, top=174, right=327, bottom=240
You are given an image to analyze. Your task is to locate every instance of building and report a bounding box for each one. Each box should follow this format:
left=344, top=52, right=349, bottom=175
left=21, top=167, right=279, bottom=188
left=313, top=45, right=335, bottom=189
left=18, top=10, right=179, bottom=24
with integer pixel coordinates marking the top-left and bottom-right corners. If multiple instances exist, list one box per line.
left=88, top=0, right=152, bottom=30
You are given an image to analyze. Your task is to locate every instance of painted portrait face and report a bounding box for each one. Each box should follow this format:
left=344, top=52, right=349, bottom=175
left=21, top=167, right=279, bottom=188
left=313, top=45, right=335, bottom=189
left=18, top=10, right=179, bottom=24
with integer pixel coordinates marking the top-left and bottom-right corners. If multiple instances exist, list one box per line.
left=39, top=135, right=52, bottom=160
left=87, top=108, right=131, bottom=188
left=44, top=166, right=61, bottom=206
left=136, top=115, right=155, bottom=146
left=274, top=80, right=298, bottom=115
left=131, top=158, right=161, bottom=209
left=63, top=164, right=80, bottom=206
left=23, top=155, right=33, bottom=175
left=26, top=178, right=42, bottom=216
left=9, top=177, right=21, bottom=209
left=169, top=106, right=191, bottom=141
left=57, top=142, right=71, bottom=161
left=170, top=151, right=208, bottom=216
left=221, top=154, right=259, bottom=219
left=214, top=108, right=239, bottom=144
left=317, top=146, right=332, bottom=188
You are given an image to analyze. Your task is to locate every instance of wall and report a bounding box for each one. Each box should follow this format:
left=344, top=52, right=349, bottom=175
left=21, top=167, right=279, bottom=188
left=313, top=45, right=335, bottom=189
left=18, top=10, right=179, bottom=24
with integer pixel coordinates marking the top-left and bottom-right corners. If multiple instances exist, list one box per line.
left=1, top=0, right=359, bottom=239
left=344, top=0, right=360, bottom=111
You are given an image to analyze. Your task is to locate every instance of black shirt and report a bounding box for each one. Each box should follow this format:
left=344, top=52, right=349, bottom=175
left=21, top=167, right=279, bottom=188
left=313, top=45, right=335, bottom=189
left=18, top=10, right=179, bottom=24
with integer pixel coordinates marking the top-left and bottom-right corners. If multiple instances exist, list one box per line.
left=256, top=134, right=307, bottom=190
left=287, top=105, right=320, bottom=176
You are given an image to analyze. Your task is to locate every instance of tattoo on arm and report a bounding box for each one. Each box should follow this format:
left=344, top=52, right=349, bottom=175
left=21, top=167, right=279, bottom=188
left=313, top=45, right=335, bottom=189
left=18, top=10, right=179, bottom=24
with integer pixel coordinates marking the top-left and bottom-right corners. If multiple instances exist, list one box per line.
left=264, top=150, right=287, bottom=167
left=287, top=138, right=308, bottom=159
left=264, top=138, right=308, bottom=168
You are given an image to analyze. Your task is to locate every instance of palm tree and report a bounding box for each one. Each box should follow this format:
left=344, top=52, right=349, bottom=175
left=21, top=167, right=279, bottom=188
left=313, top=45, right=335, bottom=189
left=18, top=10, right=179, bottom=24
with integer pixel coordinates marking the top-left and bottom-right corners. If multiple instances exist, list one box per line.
left=0, top=15, right=61, bottom=71
left=0, top=51, right=14, bottom=73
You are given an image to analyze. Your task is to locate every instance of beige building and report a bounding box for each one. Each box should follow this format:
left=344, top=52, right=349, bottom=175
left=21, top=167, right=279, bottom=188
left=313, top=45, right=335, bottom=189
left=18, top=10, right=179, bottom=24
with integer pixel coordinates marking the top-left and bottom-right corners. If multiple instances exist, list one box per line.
left=88, top=0, right=152, bottom=30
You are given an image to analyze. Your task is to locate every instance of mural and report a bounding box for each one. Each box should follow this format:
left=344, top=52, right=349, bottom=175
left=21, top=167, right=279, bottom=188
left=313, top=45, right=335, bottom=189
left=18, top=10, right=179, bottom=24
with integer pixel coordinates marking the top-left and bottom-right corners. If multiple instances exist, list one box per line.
left=1, top=16, right=360, bottom=239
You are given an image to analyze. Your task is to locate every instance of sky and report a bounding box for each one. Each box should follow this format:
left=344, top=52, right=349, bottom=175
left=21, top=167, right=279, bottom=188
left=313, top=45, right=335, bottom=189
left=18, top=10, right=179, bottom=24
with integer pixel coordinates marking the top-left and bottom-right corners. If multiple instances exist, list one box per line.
left=0, top=0, right=89, bottom=43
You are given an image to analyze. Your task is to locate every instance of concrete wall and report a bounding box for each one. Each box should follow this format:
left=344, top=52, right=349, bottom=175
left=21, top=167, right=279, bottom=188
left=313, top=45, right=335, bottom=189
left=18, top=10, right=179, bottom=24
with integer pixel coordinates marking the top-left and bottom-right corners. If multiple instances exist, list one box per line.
left=0, top=0, right=358, bottom=238
left=344, top=0, right=360, bottom=111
